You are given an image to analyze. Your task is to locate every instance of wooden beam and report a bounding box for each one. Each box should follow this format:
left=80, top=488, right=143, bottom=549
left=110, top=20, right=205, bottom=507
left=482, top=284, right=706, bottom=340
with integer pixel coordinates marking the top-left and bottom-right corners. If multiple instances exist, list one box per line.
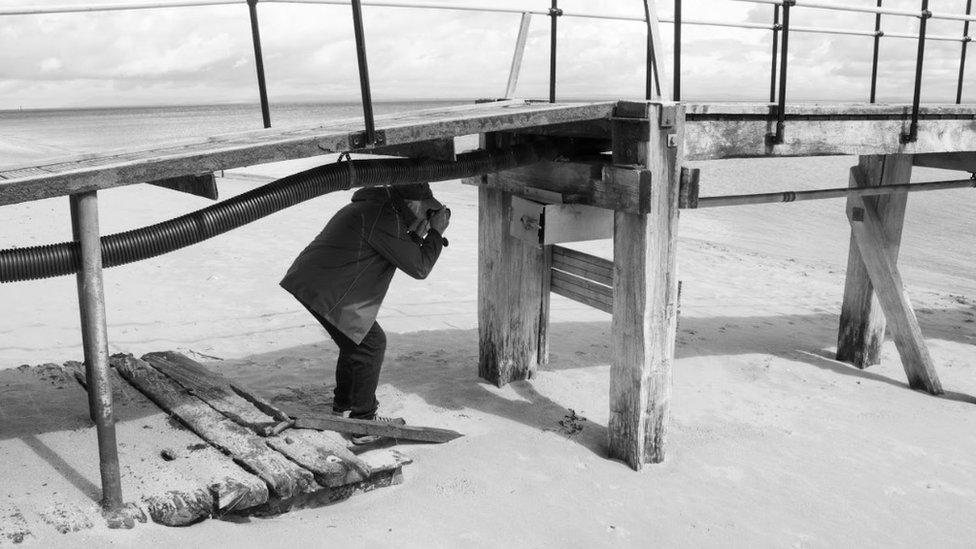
left=846, top=168, right=944, bottom=394
left=293, top=416, right=463, bottom=444
left=551, top=246, right=613, bottom=287
left=358, top=138, right=456, bottom=161
left=550, top=269, right=613, bottom=314
left=148, top=173, right=218, bottom=200
left=837, top=156, right=911, bottom=368
left=683, top=103, right=976, bottom=160
left=0, top=100, right=616, bottom=206
left=912, top=151, right=976, bottom=171
left=478, top=182, right=551, bottom=386
left=609, top=102, right=683, bottom=470
left=482, top=161, right=651, bottom=214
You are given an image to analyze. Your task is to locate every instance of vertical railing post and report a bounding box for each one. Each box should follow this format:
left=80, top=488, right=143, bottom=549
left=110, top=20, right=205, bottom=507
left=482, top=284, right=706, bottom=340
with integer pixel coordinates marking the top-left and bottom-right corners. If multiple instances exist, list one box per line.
left=247, top=0, right=271, bottom=128
left=350, top=0, right=376, bottom=145
left=870, top=0, right=883, bottom=103
left=70, top=191, right=123, bottom=513
left=673, top=0, right=681, bottom=101
left=956, top=0, right=973, bottom=104
left=769, top=0, right=793, bottom=145
left=902, top=0, right=930, bottom=143
left=504, top=12, right=532, bottom=99
left=549, top=0, right=561, bottom=103
left=643, top=0, right=661, bottom=99
left=769, top=4, right=780, bottom=103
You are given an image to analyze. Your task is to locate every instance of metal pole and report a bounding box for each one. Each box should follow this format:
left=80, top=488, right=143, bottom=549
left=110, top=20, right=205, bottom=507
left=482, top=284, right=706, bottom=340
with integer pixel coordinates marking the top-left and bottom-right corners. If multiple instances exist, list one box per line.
left=673, top=0, right=681, bottom=101
left=549, top=0, right=560, bottom=103
left=770, top=0, right=793, bottom=144
left=903, top=0, right=930, bottom=143
left=642, top=0, right=661, bottom=99
left=504, top=12, right=532, bottom=99
left=870, top=0, right=883, bottom=103
left=957, top=0, right=972, bottom=104
left=69, top=191, right=123, bottom=512
left=691, top=177, right=976, bottom=209
left=247, top=0, right=271, bottom=128
left=770, top=5, right=779, bottom=103
left=350, top=0, right=376, bottom=145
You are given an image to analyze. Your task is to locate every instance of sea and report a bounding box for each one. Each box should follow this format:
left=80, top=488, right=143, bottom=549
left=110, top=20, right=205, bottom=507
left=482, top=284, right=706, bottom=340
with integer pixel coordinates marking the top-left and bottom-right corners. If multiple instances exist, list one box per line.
left=0, top=100, right=467, bottom=167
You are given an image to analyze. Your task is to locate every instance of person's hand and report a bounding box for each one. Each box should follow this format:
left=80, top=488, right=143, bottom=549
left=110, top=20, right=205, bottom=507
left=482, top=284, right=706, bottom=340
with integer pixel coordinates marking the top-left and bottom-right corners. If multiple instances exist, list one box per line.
left=429, top=207, right=451, bottom=235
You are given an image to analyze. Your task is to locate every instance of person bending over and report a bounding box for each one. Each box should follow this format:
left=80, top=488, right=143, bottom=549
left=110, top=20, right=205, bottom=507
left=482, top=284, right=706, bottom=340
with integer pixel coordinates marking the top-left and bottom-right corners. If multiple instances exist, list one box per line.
left=280, top=183, right=450, bottom=444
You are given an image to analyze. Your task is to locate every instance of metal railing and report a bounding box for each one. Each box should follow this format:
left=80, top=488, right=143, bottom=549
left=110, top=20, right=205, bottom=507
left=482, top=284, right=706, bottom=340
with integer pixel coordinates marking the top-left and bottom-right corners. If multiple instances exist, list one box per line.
left=4, top=0, right=976, bottom=145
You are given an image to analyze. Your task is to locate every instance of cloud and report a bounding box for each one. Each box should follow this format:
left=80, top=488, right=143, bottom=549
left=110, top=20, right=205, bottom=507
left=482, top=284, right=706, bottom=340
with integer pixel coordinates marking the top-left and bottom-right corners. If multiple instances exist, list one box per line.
left=0, top=0, right=975, bottom=107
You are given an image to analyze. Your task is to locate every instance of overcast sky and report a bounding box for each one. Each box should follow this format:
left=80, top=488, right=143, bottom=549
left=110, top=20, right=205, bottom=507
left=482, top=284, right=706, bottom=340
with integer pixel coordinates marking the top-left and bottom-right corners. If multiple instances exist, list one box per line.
left=1, top=0, right=975, bottom=109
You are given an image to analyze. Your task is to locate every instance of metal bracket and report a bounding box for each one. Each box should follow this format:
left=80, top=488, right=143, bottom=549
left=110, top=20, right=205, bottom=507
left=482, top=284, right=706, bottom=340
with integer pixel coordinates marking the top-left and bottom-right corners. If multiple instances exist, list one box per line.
left=659, top=105, right=678, bottom=128
left=348, top=129, right=387, bottom=149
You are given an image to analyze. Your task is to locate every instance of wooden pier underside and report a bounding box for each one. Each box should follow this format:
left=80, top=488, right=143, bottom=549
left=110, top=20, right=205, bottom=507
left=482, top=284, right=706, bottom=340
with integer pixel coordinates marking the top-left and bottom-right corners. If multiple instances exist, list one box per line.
left=6, top=100, right=976, bottom=206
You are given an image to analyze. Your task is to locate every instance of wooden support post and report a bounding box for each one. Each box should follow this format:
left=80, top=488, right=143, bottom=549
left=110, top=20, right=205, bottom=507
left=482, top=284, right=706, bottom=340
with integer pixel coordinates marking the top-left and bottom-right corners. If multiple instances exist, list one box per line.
left=836, top=155, right=910, bottom=368
left=609, top=102, right=683, bottom=469
left=845, top=168, right=943, bottom=394
left=478, top=184, right=551, bottom=386
left=69, top=191, right=124, bottom=512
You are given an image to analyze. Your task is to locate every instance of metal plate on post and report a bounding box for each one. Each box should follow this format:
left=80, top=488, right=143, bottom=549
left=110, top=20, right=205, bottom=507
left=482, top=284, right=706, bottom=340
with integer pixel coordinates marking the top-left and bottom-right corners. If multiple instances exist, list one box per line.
left=541, top=203, right=613, bottom=244
left=510, top=195, right=544, bottom=246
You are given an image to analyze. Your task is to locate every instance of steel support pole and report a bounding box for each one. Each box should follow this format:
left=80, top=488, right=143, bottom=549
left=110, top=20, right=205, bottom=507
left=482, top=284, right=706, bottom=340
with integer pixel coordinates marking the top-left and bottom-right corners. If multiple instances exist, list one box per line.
left=770, top=5, right=780, bottom=103
left=247, top=0, right=271, bottom=128
left=673, top=0, right=681, bottom=101
left=870, top=0, right=883, bottom=103
left=957, top=0, right=972, bottom=104
left=549, top=0, right=560, bottom=103
left=69, top=191, right=123, bottom=512
left=902, top=0, right=930, bottom=143
left=350, top=0, right=376, bottom=145
left=769, top=0, right=793, bottom=144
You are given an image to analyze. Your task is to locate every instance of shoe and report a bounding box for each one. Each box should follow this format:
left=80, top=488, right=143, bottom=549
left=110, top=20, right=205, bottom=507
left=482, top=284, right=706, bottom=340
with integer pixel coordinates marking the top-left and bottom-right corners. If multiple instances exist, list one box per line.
left=350, top=415, right=406, bottom=445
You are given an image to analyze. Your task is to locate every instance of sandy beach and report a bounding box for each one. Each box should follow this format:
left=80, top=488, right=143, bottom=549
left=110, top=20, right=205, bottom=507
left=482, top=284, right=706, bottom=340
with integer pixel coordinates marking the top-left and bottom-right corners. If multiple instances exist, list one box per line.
left=1, top=149, right=975, bottom=547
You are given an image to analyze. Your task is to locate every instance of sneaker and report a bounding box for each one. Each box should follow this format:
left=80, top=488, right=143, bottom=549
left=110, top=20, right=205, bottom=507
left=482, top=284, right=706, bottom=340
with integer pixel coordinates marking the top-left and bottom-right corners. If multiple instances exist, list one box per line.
left=349, top=415, right=406, bottom=445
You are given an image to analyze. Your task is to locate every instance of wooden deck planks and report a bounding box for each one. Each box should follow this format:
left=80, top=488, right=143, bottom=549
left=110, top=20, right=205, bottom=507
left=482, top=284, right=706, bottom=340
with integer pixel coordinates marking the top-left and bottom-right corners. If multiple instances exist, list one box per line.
left=112, top=355, right=320, bottom=500
left=141, top=351, right=278, bottom=435
left=0, top=101, right=616, bottom=206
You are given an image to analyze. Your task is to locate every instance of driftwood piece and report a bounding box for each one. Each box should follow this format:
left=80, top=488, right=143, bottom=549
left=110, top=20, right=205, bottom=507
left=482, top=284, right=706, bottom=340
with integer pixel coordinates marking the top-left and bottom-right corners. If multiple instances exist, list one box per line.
left=113, top=355, right=319, bottom=500
left=142, top=351, right=278, bottom=434
left=294, top=415, right=463, bottom=444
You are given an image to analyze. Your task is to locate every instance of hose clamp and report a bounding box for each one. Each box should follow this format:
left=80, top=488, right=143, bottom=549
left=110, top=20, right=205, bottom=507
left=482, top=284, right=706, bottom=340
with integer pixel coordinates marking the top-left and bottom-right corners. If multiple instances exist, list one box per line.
left=875, top=30, right=885, bottom=38
left=549, top=7, right=563, bottom=16
left=782, top=0, right=796, bottom=7
left=337, top=152, right=356, bottom=190
left=921, top=9, right=932, bottom=19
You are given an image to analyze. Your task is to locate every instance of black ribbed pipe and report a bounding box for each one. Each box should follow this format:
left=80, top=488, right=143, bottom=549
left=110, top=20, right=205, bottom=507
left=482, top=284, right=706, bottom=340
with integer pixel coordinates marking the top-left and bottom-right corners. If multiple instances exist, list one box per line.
left=0, top=144, right=550, bottom=283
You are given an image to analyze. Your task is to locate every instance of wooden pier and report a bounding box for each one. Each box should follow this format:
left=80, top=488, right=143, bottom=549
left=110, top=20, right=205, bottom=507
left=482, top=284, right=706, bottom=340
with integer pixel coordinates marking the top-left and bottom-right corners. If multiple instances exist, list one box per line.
left=3, top=98, right=975, bottom=482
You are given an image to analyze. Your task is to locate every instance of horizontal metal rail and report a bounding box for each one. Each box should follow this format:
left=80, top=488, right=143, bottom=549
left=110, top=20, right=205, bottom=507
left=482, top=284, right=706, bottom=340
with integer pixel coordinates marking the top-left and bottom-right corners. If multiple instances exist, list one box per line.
left=692, top=177, right=976, bottom=209
left=4, top=1, right=969, bottom=44
left=731, top=0, right=976, bottom=23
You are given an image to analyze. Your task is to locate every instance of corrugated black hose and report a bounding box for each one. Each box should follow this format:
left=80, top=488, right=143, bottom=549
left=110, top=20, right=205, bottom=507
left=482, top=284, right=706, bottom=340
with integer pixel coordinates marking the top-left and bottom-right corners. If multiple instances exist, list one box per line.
left=0, top=143, right=549, bottom=283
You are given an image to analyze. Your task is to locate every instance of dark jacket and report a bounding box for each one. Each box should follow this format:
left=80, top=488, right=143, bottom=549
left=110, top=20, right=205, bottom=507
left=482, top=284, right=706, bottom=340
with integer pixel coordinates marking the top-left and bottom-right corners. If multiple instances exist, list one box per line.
left=280, top=187, right=444, bottom=344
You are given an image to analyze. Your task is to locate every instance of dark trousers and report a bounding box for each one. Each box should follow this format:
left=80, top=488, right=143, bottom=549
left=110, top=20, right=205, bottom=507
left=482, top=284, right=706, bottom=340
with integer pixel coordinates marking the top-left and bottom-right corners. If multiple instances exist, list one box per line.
left=305, top=308, right=386, bottom=420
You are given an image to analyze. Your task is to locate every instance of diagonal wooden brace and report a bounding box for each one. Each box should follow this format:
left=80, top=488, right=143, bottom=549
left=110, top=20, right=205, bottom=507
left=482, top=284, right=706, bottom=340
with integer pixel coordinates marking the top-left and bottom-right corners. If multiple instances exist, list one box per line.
left=845, top=167, right=943, bottom=394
